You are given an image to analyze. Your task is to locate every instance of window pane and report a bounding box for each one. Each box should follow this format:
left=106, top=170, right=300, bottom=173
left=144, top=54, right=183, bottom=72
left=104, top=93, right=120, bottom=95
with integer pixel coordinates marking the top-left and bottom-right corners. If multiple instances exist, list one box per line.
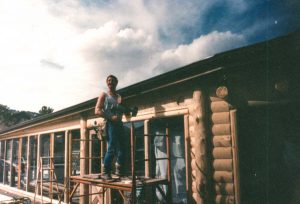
left=40, top=133, right=51, bottom=193
left=124, top=121, right=144, bottom=176
left=0, top=141, right=4, bottom=183
left=54, top=132, right=65, bottom=184
left=150, top=116, right=187, bottom=204
left=91, top=133, right=101, bottom=174
left=20, top=137, right=28, bottom=190
left=71, top=130, right=80, bottom=175
left=28, top=136, right=37, bottom=192
left=11, top=138, right=19, bottom=187
left=4, top=140, right=12, bottom=185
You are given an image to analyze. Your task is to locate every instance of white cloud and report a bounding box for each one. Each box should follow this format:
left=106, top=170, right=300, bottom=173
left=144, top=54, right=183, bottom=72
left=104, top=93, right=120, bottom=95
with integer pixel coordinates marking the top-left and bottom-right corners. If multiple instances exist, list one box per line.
left=0, top=0, right=251, bottom=113
left=154, top=31, right=246, bottom=73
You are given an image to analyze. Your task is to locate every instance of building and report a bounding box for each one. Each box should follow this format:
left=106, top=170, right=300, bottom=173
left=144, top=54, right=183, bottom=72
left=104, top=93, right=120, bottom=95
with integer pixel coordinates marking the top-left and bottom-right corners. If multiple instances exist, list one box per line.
left=0, top=29, right=299, bottom=204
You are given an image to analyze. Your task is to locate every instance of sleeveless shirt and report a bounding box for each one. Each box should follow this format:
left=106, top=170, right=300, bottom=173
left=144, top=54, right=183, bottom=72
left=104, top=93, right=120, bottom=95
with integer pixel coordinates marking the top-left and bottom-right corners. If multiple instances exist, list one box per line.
left=102, top=93, right=122, bottom=119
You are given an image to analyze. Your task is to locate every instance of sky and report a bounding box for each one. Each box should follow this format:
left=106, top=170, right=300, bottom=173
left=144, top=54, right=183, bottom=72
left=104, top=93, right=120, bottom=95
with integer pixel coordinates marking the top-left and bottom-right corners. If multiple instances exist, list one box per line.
left=0, top=0, right=299, bottom=112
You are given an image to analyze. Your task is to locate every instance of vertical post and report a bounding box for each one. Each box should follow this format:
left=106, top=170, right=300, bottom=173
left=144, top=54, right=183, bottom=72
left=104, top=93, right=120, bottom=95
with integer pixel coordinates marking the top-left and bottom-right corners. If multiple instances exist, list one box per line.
left=69, top=131, right=73, bottom=203
left=26, top=136, right=30, bottom=191
left=37, top=135, right=41, bottom=195
left=9, top=140, right=13, bottom=186
left=184, top=115, right=192, bottom=204
left=130, top=123, right=136, bottom=204
left=89, top=131, right=92, bottom=174
left=0, top=141, right=2, bottom=182
left=101, top=135, right=104, bottom=173
left=80, top=114, right=89, bottom=204
left=144, top=120, right=150, bottom=178
left=69, top=131, right=73, bottom=177
left=50, top=133, right=54, bottom=199
left=3, top=140, right=6, bottom=184
left=64, top=130, right=70, bottom=203
left=230, top=110, right=240, bottom=204
left=189, top=90, right=209, bottom=203
left=165, top=126, right=172, bottom=204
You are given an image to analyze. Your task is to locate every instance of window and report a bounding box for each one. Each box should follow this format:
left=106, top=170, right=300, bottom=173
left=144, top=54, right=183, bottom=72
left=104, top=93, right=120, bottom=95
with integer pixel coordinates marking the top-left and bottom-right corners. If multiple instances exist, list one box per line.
left=4, top=139, right=12, bottom=185
left=54, top=132, right=65, bottom=184
left=124, top=121, right=144, bottom=176
left=71, top=130, right=80, bottom=175
left=28, top=136, right=37, bottom=192
left=11, top=138, right=19, bottom=187
left=20, top=137, right=28, bottom=190
left=0, top=141, right=5, bottom=183
left=150, top=116, right=187, bottom=204
left=90, top=132, right=101, bottom=174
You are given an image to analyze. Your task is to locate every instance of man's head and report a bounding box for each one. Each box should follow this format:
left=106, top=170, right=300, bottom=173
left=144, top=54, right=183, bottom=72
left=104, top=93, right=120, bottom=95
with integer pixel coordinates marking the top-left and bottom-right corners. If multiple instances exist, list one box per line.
left=106, top=75, right=118, bottom=91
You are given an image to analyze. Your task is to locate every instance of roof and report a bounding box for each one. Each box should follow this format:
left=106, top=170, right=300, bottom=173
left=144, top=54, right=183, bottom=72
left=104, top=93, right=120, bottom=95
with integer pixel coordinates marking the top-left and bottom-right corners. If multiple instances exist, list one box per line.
left=0, top=28, right=299, bottom=135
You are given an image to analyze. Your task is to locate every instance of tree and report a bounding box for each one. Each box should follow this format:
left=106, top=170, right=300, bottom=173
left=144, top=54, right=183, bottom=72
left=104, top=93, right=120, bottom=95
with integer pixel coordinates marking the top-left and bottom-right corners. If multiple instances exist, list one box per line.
left=38, top=106, right=54, bottom=115
left=0, top=104, right=38, bottom=128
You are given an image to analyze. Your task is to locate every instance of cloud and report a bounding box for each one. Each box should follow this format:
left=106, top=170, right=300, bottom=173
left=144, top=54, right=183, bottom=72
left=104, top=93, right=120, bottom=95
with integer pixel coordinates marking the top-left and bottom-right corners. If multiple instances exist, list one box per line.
left=40, top=59, right=64, bottom=70
left=73, top=20, right=161, bottom=87
left=0, top=0, right=297, bottom=112
left=154, top=31, right=246, bottom=74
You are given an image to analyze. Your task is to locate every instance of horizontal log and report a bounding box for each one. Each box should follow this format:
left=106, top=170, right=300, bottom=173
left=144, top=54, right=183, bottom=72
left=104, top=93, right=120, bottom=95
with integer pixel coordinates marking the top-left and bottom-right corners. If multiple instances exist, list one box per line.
left=211, top=101, right=229, bottom=113
left=211, top=112, right=230, bottom=124
left=213, top=159, right=233, bottom=171
left=213, top=136, right=231, bottom=147
left=213, top=171, right=233, bottom=183
left=213, top=147, right=232, bottom=159
left=215, top=195, right=235, bottom=204
left=210, top=96, right=223, bottom=102
left=215, top=183, right=234, bottom=195
left=212, top=124, right=231, bottom=135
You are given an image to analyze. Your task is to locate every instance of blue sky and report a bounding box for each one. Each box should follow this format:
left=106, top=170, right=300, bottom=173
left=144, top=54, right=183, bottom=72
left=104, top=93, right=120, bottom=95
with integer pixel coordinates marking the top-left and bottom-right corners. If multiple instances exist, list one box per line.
left=0, top=0, right=299, bottom=112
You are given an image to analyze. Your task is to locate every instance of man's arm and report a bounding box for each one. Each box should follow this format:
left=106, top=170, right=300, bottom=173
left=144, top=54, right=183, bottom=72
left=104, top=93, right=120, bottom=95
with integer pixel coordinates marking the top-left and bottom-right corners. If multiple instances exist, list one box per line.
left=95, top=92, right=120, bottom=121
left=95, top=92, right=106, bottom=116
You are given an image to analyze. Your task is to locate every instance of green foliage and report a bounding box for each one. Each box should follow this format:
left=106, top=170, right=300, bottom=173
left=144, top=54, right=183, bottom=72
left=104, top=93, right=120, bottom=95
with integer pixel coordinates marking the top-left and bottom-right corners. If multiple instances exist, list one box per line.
left=38, top=106, right=54, bottom=115
left=0, top=104, right=38, bottom=128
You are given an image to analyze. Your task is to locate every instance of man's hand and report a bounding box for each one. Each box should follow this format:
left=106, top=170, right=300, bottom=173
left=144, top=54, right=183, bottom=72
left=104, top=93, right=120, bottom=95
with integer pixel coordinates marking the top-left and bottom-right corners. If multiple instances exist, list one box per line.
left=110, top=115, right=120, bottom=122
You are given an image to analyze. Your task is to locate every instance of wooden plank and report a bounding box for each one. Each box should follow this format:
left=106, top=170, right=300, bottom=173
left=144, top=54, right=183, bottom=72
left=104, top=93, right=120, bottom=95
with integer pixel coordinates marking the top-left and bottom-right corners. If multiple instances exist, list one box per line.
left=212, top=124, right=231, bottom=136
left=3, top=140, right=6, bottom=185
left=144, top=120, right=150, bottom=178
left=10, top=140, right=13, bottom=186
left=213, top=171, right=233, bottom=183
left=26, top=136, right=30, bottom=191
left=17, top=138, right=22, bottom=189
left=50, top=133, right=54, bottom=200
left=64, top=130, right=70, bottom=203
left=80, top=115, right=89, bottom=204
left=184, top=114, right=192, bottom=204
left=213, top=136, right=231, bottom=147
left=37, top=134, right=41, bottom=194
left=213, top=159, right=233, bottom=171
left=213, top=148, right=232, bottom=159
left=230, top=110, right=240, bottom=204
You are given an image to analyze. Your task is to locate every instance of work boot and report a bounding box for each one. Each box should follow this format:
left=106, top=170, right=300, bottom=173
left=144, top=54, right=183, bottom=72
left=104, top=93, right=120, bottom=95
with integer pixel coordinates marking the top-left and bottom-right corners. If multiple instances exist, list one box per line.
left=102, top=166, right=112, bottom=180
left=115, top=162, right=125, bottom=177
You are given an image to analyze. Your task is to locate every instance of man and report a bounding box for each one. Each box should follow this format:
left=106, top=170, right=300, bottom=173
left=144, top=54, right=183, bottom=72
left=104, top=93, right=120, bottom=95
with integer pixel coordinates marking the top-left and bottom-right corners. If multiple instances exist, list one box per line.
left=95, top=75, right=125, bottom=180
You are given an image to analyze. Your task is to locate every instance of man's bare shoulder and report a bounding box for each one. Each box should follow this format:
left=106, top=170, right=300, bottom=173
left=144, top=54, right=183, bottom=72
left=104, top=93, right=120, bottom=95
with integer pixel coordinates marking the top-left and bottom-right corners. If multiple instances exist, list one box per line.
left=98, top=91, right=107, bottom=98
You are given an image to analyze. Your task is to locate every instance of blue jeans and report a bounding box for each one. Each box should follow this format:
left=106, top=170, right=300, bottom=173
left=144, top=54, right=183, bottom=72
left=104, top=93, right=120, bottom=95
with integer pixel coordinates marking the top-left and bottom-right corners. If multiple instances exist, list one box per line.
left=103, top=120, right=125, bottom=172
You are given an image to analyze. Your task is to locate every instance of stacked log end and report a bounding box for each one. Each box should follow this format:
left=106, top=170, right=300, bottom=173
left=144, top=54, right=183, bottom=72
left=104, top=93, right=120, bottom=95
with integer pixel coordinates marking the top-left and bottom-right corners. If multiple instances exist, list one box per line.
left=210, top=97, right=236, bottom=204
